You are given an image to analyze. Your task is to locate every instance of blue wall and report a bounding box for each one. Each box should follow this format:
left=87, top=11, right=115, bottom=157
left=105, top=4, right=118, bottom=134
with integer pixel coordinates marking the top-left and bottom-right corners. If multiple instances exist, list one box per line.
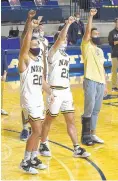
left=2, top=45, right=112, bottom=82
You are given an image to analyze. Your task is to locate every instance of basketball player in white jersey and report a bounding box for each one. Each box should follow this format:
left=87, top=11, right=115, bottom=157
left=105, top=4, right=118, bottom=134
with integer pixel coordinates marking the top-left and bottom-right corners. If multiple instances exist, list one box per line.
left=19, top=17, right=54, bottom=174
left=39, top=16, right=91, bottom=158
left=20, top=10, right=49, bottom=141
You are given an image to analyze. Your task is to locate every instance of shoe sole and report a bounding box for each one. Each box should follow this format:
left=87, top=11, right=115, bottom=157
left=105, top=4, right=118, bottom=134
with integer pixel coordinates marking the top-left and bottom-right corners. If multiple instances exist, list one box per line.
left=39, top=151, right=52, bottom=157
left=19, top=166, right=38, bottom=174
left=39, top=152, right=52, bottom=157
left=20, top=138, right=28, bottom=141
left=33, top=165, right=48, bottom=170
left=93, top=140, right=104, bottom=144
left=73, top=153, right=91, bottom=158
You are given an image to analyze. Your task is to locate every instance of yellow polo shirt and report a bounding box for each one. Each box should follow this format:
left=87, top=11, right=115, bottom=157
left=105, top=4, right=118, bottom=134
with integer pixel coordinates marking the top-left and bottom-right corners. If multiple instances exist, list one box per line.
left=81, top=39, right=105, bottom=84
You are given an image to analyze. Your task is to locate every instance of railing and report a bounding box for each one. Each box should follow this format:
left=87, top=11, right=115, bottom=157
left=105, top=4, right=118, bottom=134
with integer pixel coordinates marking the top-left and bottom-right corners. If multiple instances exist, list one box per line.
left=69, top=0, right=118, bottom=21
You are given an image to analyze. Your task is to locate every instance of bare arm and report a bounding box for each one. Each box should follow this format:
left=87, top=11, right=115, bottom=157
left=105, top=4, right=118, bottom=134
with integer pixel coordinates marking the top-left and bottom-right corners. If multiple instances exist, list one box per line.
left=50, top=16, right=75, bottom=56
left=114, top=41, right=118, bottom=45
left=42, top=43, right=48, bottom=81
left=19, top=18, right=42, bottom=73
left=42, top=76, right=51, bottom=95
left=104, top=68, right=107, bottom=85
left=83, top=9, right=97, bottom=42
left=104, top=68, right=108, bottom=96
left=20, top=10, right=36, bottom=47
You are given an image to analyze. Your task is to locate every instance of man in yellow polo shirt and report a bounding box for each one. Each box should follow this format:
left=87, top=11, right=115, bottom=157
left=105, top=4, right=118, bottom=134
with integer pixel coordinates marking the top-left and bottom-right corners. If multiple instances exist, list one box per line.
left=81, top=9, right=107, bottom=146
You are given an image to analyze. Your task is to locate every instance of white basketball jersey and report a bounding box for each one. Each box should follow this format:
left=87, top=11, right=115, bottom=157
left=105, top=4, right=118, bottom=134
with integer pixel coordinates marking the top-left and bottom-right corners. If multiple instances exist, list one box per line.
left=48, top=49, right=70, bottom=88
left=20, top=57, right=44, bottom=107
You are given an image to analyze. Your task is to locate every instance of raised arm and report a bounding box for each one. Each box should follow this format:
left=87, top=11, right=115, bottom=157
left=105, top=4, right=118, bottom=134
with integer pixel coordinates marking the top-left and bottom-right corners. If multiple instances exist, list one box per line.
left=42, top=43, right=48, bottom=80
left=50, top=16, right=75, bottom=55
left=19, top=17, right=42, bottom=72
left=83, top=9, right=97, bottom=41
left=20, top=10, right=36, bottom=46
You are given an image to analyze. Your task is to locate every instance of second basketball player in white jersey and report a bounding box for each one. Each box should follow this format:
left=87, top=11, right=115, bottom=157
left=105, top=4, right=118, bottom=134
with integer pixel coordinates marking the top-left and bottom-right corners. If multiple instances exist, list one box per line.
left=39, top=16, right=91, bottom=158
left=32, top=22, right=49, bottom=80
left=19, top=17, right=54, bottom=174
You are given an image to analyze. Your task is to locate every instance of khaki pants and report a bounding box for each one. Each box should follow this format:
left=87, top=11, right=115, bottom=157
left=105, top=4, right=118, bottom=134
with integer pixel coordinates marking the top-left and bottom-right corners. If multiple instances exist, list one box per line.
left=111, top=58, right=118, bottom=88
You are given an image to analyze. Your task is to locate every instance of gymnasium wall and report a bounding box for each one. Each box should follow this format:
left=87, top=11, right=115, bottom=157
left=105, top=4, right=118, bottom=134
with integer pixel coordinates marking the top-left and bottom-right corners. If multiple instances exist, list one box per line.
left=2, top=45, right=112, bottom=82
left=1, top=22, right=114, bottom=37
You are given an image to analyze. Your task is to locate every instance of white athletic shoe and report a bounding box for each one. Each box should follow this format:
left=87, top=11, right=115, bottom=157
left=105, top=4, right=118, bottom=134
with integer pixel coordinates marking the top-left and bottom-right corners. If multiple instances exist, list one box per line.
left=46, top=137, right=50, bottom=149
left=31, top=157, right=47, bottom=170
left=91, top=135, right=104, bottom=144
left=1, top=109, right=8, bottom=115
left=20, top=160, right=39, bottom=174
left=39, top=143, right=51, bottom=157
left=73, top=147, right=91, bottom=158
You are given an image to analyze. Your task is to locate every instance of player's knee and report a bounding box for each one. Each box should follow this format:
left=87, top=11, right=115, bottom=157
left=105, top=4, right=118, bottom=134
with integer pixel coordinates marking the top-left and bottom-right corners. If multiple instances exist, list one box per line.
left=43, top=117, right=53, bottom=127
left=66, top=117, right=75, bottom=127
left=33, top=129, right=41, bottom=137
left=45, top=114, right=55, bottom=122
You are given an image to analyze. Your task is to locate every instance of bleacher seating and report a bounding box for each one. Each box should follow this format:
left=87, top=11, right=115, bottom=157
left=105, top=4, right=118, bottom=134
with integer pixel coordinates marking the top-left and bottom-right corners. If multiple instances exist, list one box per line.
left=20, top=1, right=35, bottom=8
left=1, top=38, right=9, bottom=50
left=113, top=0, right=118, bottom=5
left=100, top=0, right=112, bottom=6
left=7, top=38, right=20, bottom=49
left=46, top=1, right=58, bottom=6
left=1, top=0, right=59, bottom=9
left=1, top=0, right=62, bottom=22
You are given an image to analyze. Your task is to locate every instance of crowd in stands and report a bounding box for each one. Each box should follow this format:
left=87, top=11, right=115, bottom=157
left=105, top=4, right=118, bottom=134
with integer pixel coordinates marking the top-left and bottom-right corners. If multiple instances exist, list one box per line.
left=2, top=0, right=51, bottom=6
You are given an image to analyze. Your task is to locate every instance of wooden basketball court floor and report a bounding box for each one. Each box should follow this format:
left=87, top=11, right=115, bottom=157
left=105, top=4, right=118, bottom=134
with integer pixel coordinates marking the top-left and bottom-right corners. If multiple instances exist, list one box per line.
left=1, top=77, right=118, bottom=181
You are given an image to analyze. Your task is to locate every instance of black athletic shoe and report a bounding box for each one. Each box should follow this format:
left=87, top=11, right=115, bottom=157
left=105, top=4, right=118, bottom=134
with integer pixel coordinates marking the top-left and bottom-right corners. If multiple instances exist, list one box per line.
left=73, top=147, right=91, bottom=158
left=39, top=143, right=51, bottom=157
left=20, top=159, right=38, bottom=174
left=31, top=157, right=47, bottom=170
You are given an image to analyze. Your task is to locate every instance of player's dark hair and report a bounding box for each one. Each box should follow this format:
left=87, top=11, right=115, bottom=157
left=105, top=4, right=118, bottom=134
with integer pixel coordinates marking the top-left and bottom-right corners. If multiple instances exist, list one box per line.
left=91, top=27, right=97, bottom=33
